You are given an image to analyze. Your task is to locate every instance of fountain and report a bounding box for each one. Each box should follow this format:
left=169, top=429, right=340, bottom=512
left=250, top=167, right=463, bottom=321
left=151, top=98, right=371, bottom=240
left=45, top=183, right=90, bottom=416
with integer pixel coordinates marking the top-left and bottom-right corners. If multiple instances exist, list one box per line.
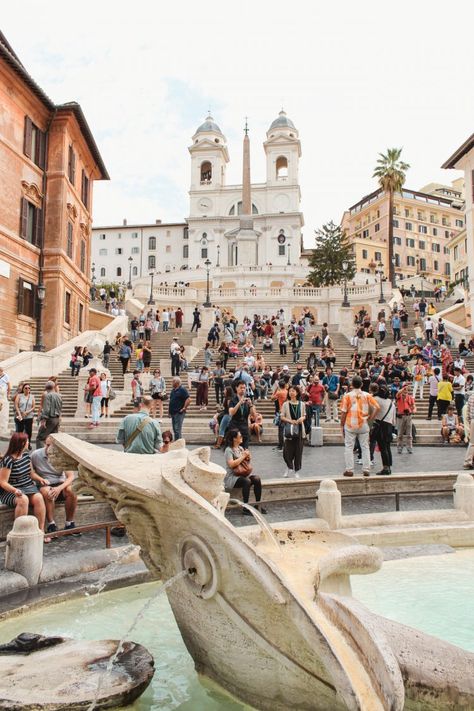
left=22, top=434, right=472, bottom=710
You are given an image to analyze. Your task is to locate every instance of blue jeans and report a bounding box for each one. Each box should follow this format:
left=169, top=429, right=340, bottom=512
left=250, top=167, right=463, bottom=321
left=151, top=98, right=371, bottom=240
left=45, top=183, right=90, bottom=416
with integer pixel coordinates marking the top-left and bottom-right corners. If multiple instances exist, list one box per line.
left=131, top=329, right=138, bottom=342
left=163, top=322, right=169, bottom=331
left=92, top=396, right=102, bottom=424
left=218, top=414, right=231, bottom=437
left=171, top=412, right=185, bottom=440
left=310, top=404, right=321, bottom=427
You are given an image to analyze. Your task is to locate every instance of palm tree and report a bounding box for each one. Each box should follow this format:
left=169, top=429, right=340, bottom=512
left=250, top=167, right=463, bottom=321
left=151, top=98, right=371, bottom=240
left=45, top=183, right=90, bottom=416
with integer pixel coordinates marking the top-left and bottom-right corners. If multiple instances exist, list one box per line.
left=373, top=148, right=410, bottom=287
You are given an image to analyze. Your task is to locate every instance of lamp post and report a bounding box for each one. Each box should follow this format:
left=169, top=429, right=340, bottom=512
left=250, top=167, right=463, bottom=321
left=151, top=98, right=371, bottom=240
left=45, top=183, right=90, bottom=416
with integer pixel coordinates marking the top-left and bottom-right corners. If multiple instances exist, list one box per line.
left=90, top=262, right=97, bottom=302
left=391, top=256, right=397, bottom=289
left=33, top=283, right=46, bottom=352
left=341, top=260, right=350, bottom=307
left=287, top=243, right=291, bottom=266
left=415, top=258, right=424, bottom=299
left=216, top=244, right=220, bottom=267
left=203, top=258, right=212, bottom=308
left=127, top=256, right=133, bottom=289
left=148, top=271, right=155, bottom=305
left=377, top=261, right=386, bottom=303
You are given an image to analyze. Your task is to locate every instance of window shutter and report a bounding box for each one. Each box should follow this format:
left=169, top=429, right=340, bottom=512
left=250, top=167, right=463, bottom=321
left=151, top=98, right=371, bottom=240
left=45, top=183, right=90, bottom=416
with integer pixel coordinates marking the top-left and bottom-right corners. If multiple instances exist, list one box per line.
left=18, top=278, right=24, bottom=314
left=37, top=130, right=46, bottom=170
left=35, top=206, right=44, bottom=247
left=23, top=116, right=33, bottom=158
left=71, top=149, right=76, bottom=184
left=81, top=169, right=85, bottom=203
left=19, top=198, right=28, bottom=239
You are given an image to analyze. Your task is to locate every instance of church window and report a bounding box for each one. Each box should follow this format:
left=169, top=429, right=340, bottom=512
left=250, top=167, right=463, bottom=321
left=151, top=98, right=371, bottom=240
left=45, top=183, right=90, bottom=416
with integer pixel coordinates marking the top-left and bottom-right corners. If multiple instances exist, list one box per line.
left=100, top=267, right=105, bottom=277
left=201, top=248, right=208, bottom=258
left=200, top=161, right=212, bottom=183
left=183, top=245, right=189, bottom=258
left=276, top=156, right=288, bottom=179
left=229, top=205, right=235, bottom=215
left=149, top=236, right=156, bottom=250
left=148, top=255, right=156, bottom=269
left=132, top=266, right=138, bottom=276
left=278, top=245, right=285, bottom=256
left=116, top=267, right=122, bottom=276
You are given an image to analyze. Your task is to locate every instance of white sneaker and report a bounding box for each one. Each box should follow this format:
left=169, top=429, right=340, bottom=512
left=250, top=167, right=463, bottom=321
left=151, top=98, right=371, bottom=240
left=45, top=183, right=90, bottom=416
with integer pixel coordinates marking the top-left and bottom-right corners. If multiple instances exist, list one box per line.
left=370, top=460, right=375, bottom=467
left=294, top=471, right=300, bottom=479
left=283, top=469, right=290, bottom=478
left=357, top=458, right=363, bottom=465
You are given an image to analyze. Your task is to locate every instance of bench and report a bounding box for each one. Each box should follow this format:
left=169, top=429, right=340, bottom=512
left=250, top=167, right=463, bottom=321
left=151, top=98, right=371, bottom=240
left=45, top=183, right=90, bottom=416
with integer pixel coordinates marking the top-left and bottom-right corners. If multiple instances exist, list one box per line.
left=45, top=520, right=125, bottom=548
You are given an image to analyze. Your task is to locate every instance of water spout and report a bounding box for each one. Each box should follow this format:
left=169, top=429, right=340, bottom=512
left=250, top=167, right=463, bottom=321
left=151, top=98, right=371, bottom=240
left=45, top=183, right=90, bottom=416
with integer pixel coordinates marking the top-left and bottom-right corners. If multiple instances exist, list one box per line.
left=228, top=499, right=281, bottom=555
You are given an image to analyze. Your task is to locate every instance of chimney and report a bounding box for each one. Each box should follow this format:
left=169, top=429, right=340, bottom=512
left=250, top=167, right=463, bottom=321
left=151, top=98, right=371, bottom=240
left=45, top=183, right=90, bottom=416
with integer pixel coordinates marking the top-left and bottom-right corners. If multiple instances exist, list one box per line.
left=123, top=218, right=127, bottom=226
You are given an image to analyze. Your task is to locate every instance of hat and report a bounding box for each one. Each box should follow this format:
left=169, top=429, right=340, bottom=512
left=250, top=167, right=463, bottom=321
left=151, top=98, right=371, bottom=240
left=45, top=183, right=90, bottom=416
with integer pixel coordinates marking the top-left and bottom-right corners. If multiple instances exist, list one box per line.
left=302, top=369, right=309, bottom=377
left=282, top=365, right=289, bottom=371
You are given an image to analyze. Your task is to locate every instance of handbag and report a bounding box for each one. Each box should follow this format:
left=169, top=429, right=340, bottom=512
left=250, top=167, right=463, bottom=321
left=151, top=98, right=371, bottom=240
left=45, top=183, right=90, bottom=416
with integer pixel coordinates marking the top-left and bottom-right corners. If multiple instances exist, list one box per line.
left=234, top=459, right=253, bottom=477
left=108, top=388, right=116, bottom=401
left=328, top=391, right=338, bottom=400
left=284, top=423, right=300, bottom=440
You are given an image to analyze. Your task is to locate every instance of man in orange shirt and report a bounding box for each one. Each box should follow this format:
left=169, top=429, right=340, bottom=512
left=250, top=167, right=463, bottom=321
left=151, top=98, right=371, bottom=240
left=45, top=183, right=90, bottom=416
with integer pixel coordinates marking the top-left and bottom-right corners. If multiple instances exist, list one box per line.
left=88, top=368, right=102, bottom=430
left=340, top=375, right=379, bottom=477
left=395, top=382, right=416, bottom=453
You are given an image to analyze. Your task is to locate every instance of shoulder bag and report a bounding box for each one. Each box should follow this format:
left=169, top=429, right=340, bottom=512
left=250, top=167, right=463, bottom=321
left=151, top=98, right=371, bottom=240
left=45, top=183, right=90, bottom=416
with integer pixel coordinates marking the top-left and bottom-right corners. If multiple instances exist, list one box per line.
left=124, top=416, right=152, bottom=450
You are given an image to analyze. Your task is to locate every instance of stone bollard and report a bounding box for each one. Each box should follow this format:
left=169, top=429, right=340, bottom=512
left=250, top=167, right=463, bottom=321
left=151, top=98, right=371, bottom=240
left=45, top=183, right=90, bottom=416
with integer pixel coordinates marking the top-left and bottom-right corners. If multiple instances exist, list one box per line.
left=316, top=480, right=342, bottom=529
left=454, top=473, right=474, bottom=520
left=5, top=515, right=43, bottom=585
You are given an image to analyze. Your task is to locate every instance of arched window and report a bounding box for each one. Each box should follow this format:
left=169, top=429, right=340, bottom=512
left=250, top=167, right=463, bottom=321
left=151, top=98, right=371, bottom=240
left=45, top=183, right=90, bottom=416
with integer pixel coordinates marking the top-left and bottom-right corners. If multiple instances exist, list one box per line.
left=200, top=161, right=212, bottom=183
left=100, top=267, right=106, bottom=277
left=148, top=255, right=156, bottom=270
left=149, top=236, right=156, bottom=250
left=276, top=156, right=288, bottom=179
left=229, top=201, right=259, bottom=216
left=116, top=267, right=122, bottom=277
left=132, top=266, right=138, bottom=276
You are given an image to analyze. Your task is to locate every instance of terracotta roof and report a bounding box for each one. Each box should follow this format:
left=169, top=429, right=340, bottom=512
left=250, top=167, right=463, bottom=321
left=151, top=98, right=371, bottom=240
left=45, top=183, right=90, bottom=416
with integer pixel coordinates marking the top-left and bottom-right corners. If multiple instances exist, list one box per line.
left=0, top=32, right=109, bottom=180
left=441, top=133, right=474, bottom=169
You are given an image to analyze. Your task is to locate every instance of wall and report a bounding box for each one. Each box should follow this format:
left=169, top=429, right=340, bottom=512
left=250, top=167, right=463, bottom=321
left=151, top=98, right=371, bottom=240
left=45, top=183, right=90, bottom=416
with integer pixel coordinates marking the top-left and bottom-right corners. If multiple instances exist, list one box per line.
left=88, top=307, right=115, bottom=330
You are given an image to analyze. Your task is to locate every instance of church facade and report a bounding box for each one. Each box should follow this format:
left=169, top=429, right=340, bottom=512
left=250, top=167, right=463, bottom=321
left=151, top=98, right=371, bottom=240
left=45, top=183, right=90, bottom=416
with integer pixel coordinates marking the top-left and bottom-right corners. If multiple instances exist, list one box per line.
left=91, top=111, right=306, bottom=286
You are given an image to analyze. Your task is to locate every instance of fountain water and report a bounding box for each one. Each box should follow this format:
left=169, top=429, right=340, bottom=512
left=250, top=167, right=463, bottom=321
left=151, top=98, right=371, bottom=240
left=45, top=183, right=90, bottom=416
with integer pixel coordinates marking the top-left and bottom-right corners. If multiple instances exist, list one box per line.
left=87, top=569, right=190, bottom=711
left=228, top=499, right=281, bottom=554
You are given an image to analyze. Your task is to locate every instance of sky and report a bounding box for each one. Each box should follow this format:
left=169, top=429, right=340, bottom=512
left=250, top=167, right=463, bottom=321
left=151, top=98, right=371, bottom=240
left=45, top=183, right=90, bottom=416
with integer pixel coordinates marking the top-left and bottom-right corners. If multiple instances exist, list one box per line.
left=3, top=1, right=474, bottom=247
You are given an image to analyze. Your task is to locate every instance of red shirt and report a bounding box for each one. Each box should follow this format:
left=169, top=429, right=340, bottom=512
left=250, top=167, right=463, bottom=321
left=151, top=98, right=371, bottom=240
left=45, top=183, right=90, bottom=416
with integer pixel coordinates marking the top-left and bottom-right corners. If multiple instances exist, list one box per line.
left=89, top=375, right=101, bottom=397
left=396, top=392, right=415, bottom=415
left=307, top=383, right=325, bottom=405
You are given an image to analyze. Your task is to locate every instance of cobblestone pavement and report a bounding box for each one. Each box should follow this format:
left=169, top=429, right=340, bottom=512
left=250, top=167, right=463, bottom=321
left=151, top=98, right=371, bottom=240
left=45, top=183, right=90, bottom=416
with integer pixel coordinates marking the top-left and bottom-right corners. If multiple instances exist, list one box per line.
left=101, top=442, right=466, bottom=479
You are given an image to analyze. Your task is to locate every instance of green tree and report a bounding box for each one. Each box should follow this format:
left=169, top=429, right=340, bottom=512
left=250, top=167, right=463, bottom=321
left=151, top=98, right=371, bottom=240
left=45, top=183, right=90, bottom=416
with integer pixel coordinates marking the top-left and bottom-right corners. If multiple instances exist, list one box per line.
left=307, top=221, right=356, bottom=287
left=373, top=148, right=410, bottom=286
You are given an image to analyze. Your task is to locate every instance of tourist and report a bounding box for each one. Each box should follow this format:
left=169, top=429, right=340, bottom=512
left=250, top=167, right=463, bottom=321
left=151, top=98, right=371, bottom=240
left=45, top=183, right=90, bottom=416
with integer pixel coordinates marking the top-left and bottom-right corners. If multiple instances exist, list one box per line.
left=463, top=390, right=474, bottom=468
left=212, top=361, right=226, bottom=405
left=36, top=382, right=63, bottom=448
left=13, top=383, right=35, bottom=445
left=169, top=377, right=190, bottom=441
left=213, top=386, right=234, bottom=449
left=131, top=370, right=143, bottom=410
left=162, top=308, right=170, bottom=332
left=149, top=368, right=166, bottom=419
left=82, top=347, right=92, bottom=368
left=32, top=436, right=78, bottom=534
left=70, top=346, right=83, bottom=376
left=196, top=366, right=210, bottom=410
left=135, top=341, right=144, bottom=372
left=160, top=430, right=173, bottom=453
left=228, top=380, right=255, bottom=448
left=322, top=366, right=340, bottom=423
left=144, top=315, right=153, bottom=341
left=223, top=429, right=266, bottom=514
left=427, top=367, right=442, bottom=420
left=249, top=409, right=264, bottom=443
left=452, top=366, right=466, bottom=419
left=130, top=316, right=139, bottom=342
left=87, top=368, right=102, bottom=430
left=370, top=384, right=396, bottom=476
left=436, top=318, right=446, bottom=345
left=100, top=372, right=111, bottom=418
left=118, top=340, right=132, bottom=375
left=117, top=396, right=162, bottom=454
left=424, top=316, right=434, bottom=341
left=170, top=338, right=181, bottom=376
left=396, top=382, right=416, bottom=454
left=391, top=313, right=401, bottom=342
left=440, top=405, right=464, bottom=445
left=340, top=375, right=379, bottom=477
left=278, top=327, right=288, bottom=355
left=175, top=307, right=183, bottom=334
left=0, top=432, right=50, bottom=541
left=271, top=379, right=288, bottom=450
left=280, top=385, right=306, bottom=478
left=204, top=342, right=214, bottom=368
left=306, top=376, right=325, bottom=427
left=437, top=372, right=453, bottom=419
left=191, top=306, right=201, bottom=333
left=142, top=341, right=152, bottom=374
left=102, top=340, right=114, bottom=369
left=411, top=358, right=426, bottom=400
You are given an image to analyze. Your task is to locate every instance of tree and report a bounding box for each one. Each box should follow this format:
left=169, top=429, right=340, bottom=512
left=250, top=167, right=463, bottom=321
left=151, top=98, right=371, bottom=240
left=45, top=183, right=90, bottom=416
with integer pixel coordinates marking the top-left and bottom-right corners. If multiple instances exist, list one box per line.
left=307, top=221, right=356, bottom=287
left=373, top=148, right=410, bottom=287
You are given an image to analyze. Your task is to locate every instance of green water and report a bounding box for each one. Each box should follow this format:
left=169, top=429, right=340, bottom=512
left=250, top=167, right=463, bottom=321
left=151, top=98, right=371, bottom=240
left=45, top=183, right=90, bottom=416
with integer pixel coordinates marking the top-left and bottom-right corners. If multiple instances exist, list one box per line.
left=0, top=583, right=252, bottom=710
left=352, top=548, right=474, bottom=652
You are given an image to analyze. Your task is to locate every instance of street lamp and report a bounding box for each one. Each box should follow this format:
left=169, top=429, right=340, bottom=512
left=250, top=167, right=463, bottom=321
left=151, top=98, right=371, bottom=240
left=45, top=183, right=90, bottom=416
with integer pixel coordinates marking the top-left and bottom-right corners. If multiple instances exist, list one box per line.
left=127, top=256, right=133, bottom=289
left=341, top=260, right=350, bottom=308
left=203, top=258, right=212, bottom=308
left=287, top=243, right=291, bottom=266
left=216, top=244, right=220, bottom=267
left=415, top=258, right=425, bottom=299
left=33, top=283, right=46, bottom=351
left=91, top=262, right=96, bottom=283
left=391, top=256, right=396, bottom=288
left=377, top=261, right=386, bottom=303
left=148, top=270, right=155, bottom=305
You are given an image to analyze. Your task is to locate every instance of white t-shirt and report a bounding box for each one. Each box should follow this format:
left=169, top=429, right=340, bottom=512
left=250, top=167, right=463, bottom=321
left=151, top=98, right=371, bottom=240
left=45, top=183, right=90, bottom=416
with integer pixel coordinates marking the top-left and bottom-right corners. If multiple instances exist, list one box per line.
left=100, top=379, right=110, bottom=397
left=453, top=374, right=466, bottom=395
left=162, top=311, right=169, bottom=322
left=378, top=322, right=386, bottom=332
left=424, top=319, right=433, bottom=332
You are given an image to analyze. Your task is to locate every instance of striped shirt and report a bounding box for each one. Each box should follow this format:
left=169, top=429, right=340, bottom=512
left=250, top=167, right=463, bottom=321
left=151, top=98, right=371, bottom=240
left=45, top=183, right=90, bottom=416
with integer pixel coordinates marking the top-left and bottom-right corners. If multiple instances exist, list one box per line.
left=1, top=452, right=36, bottom=491
left=340, top=390, right=379, bottom=430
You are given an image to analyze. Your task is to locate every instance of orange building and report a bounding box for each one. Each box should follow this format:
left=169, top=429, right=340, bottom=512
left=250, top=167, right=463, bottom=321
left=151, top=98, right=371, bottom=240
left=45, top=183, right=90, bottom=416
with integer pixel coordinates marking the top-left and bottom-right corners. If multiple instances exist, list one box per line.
left=0, top=32, right=108, bottom=359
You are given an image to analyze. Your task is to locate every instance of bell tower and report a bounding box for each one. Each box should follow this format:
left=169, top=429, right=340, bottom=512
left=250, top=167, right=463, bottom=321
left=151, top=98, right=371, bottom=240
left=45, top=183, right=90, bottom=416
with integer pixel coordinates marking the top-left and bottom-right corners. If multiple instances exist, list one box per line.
left=264, top=110, right=301, bottom=189
left=188, top=114, right=229, bottom=200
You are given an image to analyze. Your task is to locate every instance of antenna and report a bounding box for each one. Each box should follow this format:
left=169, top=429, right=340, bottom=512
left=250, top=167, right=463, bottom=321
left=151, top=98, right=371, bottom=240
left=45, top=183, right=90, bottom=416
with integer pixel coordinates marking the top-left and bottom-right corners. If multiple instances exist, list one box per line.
left=244, top=116, right=249, bottom=135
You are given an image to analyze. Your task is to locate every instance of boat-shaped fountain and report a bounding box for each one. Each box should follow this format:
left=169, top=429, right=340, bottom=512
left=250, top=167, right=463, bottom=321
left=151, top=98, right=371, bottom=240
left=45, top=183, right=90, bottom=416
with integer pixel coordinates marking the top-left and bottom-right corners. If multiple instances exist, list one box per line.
left=46, top=434, right=474, bottom=711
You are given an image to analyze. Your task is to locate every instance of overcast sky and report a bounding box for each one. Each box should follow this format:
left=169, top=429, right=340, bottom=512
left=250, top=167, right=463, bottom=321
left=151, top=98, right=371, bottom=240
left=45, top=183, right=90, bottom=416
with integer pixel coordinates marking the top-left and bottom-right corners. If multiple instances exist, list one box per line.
left=3, top=1, right=473, bottom=245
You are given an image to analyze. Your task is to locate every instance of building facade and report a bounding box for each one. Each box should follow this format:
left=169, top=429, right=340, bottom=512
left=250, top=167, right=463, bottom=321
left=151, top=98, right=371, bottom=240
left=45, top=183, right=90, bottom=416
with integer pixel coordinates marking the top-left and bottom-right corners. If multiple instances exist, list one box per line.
left=341, top=183, right=464, bottom=286
left=0, top=32, right=108, bottom=359
left=92, top=111, right=305, bottom=289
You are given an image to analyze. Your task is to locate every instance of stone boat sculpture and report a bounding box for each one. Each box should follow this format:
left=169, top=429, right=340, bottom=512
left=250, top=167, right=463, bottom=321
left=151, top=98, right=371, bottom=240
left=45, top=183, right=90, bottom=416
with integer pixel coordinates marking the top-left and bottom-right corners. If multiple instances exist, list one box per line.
left=50, top=434, right=474, bottom=711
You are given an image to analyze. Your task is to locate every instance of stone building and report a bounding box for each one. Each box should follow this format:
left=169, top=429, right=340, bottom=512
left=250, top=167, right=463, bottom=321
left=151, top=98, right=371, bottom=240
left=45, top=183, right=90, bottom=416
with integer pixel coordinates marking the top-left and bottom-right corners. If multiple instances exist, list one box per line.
left=0, top=32, right=108, bottom=359
left=341, top=182, right=464, bottom=287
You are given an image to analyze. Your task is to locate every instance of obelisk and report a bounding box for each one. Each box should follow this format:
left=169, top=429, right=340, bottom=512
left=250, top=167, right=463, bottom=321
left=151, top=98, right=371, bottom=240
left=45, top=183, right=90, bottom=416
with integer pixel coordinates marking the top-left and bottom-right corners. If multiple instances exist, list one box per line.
left=236, top=119, right=259, bottom=265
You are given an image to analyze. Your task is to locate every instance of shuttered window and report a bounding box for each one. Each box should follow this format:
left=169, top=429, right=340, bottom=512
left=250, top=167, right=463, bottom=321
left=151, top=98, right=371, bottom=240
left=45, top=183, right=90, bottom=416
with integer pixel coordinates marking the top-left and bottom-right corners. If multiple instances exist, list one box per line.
left=81, top=170, right=89, bottom=209
left=78, top=303, right=84, bottom=332
left=67, top=222, right=74, bottom=258
left=80, top=241, right=86, bottom=272
left=18, top=278, right=36, bottom=318
left=64, top=291, right=71, bottom=324
left=19, top=198, right=43, bottom=247
left=23, top=116, right=46, bottom=169
left=68, top=145, right=76, bottom=184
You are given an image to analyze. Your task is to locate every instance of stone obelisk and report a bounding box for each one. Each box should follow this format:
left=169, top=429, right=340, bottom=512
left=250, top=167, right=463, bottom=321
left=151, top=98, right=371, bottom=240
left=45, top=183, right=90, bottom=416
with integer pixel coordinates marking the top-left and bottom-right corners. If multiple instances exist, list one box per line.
left=236, top=119, right=259, bottom=266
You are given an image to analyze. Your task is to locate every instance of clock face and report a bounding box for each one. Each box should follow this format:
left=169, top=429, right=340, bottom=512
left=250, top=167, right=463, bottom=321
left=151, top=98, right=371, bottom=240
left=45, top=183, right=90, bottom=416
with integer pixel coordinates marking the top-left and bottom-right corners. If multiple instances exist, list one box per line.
left=277, top=233, right=286, bottom=245
left=198, top=198, right=212, bottom=213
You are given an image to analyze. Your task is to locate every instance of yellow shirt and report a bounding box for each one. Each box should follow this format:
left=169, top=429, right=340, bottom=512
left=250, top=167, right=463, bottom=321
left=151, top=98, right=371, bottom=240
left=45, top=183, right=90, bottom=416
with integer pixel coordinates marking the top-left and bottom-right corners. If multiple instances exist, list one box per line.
left=437, top=381, right=453, bottom=401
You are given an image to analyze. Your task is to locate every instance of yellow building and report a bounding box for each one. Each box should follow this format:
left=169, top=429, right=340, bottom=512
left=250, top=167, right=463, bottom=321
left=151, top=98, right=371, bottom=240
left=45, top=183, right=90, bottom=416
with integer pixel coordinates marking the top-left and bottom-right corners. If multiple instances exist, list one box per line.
left=448, top=227, right=468, bottom=286
left=341, top=183, right=464, bottom=286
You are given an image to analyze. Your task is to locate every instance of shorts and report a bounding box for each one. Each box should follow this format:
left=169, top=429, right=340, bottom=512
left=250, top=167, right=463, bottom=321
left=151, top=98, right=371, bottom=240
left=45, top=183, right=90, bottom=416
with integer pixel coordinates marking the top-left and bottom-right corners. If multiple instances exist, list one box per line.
left=0, top=483, right=38, bottom=508
left=152, top=393, right=166, bottom=400
left=101, top=397, right=109, bottom=407
left=39, top=482, right=66, bottom=503
left=133, top=397, right=142, bottom=407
